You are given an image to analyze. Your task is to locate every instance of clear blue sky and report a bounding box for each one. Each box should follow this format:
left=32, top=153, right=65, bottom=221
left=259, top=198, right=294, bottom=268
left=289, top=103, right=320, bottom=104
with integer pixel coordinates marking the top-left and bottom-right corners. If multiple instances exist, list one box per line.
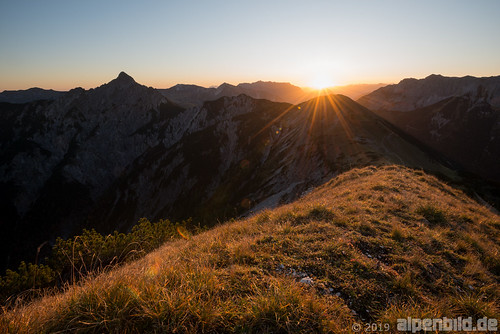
left=1, top=0, right=499, bottom=90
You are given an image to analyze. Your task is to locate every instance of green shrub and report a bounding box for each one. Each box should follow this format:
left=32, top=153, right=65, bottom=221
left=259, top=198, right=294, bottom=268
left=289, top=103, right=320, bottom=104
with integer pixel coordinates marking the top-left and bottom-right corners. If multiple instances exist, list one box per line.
left=50, top=218, right=189, bottom=280
left=0, top=262, right=55, bottom=303
left=0, top=218, right=191, bottom=305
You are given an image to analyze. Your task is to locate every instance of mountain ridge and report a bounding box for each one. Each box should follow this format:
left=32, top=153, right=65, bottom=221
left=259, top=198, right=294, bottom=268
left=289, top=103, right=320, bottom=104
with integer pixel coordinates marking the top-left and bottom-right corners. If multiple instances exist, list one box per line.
left=0, top=88, right=65, bottom=104
left=358, top=74, right=500, bottom=112
left=0, top=73, right=455, bottom=273
left=159, top=80, right=308, bottom=107
left=0, top=74, right=383, bottom=106
left=375, top=95, right=500, bottom=183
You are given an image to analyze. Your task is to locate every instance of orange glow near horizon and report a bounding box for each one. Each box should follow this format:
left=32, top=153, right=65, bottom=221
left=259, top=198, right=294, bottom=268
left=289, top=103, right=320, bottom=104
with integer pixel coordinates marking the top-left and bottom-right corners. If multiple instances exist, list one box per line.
left=1, top=2, right=500, bottom=92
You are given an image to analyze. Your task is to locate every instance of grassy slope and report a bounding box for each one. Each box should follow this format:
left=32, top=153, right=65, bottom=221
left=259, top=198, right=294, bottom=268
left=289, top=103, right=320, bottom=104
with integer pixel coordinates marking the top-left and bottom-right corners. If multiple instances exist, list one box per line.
left=2, top=165, right=499, bottom=333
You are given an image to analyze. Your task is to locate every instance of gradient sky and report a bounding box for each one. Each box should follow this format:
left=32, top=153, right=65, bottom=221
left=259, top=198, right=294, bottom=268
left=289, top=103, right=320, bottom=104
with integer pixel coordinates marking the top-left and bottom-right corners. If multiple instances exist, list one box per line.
left=1, top=0, right=499, bottom=91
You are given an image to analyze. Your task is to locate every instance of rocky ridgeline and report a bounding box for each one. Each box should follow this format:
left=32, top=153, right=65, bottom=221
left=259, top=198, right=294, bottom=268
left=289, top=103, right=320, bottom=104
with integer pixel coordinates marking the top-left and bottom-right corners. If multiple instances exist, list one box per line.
left=358, top=74, right=500, bottom=112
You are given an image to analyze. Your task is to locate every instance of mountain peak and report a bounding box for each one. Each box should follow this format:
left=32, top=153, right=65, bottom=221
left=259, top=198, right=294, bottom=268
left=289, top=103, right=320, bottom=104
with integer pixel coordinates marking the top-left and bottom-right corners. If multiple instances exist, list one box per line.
left=102, top=71, right=138, bottom=90
left=425, top=74, right=444, bottom=80
left=116, top=71, right=136, bottom=83
left=218, top=82, right=235, bottom=88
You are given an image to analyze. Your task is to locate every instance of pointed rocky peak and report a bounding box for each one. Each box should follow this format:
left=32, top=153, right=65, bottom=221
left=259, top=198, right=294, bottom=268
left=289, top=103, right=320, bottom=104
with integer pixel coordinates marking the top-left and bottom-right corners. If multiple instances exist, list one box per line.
left=115, top=71, right=136, bottom=84
left=214, top=82, right=239, bottom=96
left=99, top=71, right=142, bottom=92
left=85, top=71, right=168, bottom=109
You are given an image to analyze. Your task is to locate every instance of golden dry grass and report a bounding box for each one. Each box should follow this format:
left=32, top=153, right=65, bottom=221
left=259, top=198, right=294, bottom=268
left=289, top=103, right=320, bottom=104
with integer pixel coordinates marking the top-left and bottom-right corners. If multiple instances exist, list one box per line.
left=1, top=165, right=499, bottom=333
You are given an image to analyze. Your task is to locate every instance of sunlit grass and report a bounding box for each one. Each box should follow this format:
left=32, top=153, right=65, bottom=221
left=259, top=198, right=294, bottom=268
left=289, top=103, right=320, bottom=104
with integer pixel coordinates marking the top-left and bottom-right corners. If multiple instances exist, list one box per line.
left=1, top=165, right=499, bottom=332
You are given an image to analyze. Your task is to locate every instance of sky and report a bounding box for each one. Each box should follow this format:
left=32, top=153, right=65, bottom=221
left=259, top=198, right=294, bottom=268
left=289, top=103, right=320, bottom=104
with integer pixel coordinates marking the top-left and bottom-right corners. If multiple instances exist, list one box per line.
left=1, top=0, right=500, bottom=91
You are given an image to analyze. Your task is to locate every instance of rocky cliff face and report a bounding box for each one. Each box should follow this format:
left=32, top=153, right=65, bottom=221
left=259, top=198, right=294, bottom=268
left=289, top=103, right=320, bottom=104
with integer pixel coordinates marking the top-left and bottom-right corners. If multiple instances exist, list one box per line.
left=0, top=73, right=453, bottom=271
left=357, top=75, right=500, bottom=183
left=375, top=96, right=500, bottom=183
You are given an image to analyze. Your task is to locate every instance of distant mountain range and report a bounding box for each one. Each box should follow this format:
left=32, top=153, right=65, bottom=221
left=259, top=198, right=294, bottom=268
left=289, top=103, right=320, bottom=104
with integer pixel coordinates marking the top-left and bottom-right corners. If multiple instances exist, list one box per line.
left=358, top=74, right=500, bottom=111
left=308, top=83, right=387, bottom=100
left=0, top=81, right=385, bottom=106
left=158, top=81, right=307, bottom=107
left=0, top=72, right=451, bottom=272
left=0, top=87, right=65, bottom=104
left=160, top=82, right=387, bottom=107
left=358, top=74, right=500, bottom=183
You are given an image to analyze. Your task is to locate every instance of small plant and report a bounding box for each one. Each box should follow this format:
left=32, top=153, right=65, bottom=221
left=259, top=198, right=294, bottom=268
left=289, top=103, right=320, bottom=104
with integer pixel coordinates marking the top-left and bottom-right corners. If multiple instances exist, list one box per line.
left=392, top=272, right=417, bottom=296
left=255, top=210, right=271, bottom=224
left=333, top=217, right=349, bottom=227
left=275, top=211, right=298, bottom=224
left=391, top=227, right=405, bottom=242
left=416, top=204, right=447, bottom=226
left=371, top=184, right=388, bottom=192
left=451, top=294, right=499, bottom=319
left=358, top=223, right=377, bottom=236
left=307, top=205, right=336, bottom=221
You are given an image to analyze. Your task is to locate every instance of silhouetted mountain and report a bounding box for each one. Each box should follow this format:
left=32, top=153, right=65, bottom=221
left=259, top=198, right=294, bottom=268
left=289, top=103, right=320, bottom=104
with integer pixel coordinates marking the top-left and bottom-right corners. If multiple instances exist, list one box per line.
left=237, top=81, right=307, bottom=102
left=0, top=73, right=458, bottom=273
left=319, top=83, right=387, bottom=100
left=0, top=87, right=66, bottom=103
left=159, top=81, right=308, bottom=107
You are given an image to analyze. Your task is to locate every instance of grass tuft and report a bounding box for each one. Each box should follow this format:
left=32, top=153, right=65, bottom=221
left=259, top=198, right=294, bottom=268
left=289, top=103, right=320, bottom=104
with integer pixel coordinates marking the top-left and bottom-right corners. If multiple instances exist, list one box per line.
left=416, top=204, right=448, bottom=226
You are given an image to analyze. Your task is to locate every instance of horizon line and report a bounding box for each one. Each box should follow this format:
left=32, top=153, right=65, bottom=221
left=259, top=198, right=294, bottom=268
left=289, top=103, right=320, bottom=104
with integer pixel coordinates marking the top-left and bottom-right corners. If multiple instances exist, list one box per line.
left=2, top=72, right=500, bottom=92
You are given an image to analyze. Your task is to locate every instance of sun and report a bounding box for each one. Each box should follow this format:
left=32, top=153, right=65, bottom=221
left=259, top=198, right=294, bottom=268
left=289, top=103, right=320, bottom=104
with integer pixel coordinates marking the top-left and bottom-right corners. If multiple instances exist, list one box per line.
left=309, top=74, right=335, bottom=90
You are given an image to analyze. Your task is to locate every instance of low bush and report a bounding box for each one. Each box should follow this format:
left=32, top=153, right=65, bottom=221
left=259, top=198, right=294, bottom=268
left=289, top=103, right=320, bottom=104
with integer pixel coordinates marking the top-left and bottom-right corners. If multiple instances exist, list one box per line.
left=0, top=218, right=192, bottom=305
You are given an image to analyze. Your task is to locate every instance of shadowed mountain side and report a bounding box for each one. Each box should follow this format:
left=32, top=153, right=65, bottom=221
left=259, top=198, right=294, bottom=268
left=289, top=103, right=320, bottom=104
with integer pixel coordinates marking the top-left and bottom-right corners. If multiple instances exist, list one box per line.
left=357, top=74, right=500, bottom=184
left=0, top=72, right=178, bottom=271
left=89, top=93, right=456, bottom=233
left=375, top=96, right=500, bottom=183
